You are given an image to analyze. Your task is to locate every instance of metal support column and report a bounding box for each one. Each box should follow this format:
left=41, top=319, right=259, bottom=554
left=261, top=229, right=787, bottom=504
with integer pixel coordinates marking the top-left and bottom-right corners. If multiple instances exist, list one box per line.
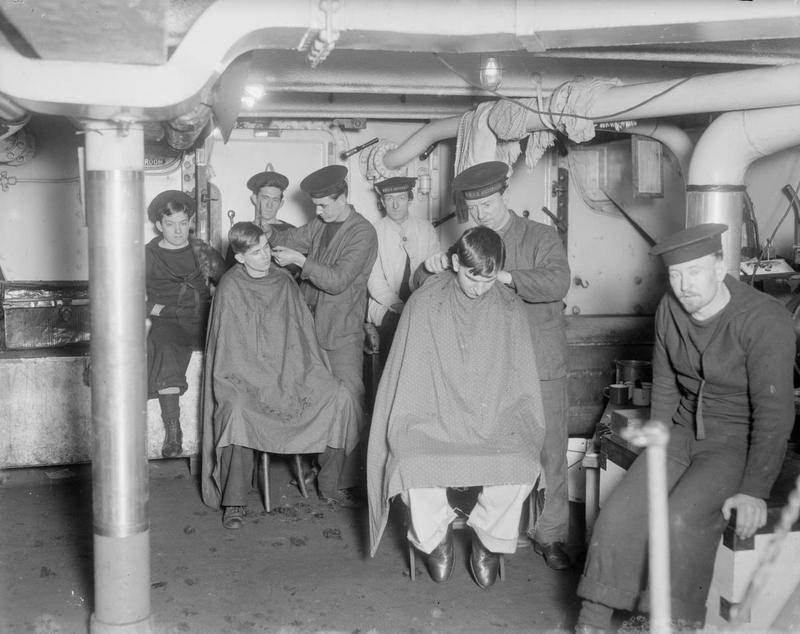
left=84, top=120, right=151, bottom=633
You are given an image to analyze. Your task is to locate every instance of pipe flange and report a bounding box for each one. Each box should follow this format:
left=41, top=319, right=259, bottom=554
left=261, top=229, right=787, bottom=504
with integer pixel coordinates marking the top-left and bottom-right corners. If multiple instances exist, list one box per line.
left=364, top=139, right=407, bottom=181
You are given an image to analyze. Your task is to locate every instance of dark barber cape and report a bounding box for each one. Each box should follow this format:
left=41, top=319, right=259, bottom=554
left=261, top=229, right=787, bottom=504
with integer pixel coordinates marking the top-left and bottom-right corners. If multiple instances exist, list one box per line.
left=201, top=265, right=359, bottom=509
left=367, top=272, right=546, bottom=556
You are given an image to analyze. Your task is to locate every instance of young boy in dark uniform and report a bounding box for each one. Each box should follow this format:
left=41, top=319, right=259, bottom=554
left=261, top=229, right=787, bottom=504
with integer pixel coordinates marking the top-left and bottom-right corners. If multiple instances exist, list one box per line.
left=146, top=190, right=226, bottom=458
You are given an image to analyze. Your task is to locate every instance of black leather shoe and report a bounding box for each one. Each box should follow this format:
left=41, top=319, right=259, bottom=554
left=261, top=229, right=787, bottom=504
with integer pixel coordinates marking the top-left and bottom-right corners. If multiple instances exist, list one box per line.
left=533, top=540, right=571, bottom=570
left=425, top=526, right=455, bottom=583
left=222, top=505, right=245, bottom=530
left=469, top=534, right=500, bottom=589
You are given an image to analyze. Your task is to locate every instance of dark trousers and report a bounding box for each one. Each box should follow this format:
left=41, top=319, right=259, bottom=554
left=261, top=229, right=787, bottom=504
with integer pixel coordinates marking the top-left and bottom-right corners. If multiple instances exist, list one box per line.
left=376, top=311, right=400, bottom=369
left=147, top=318, right=202, bottom=398
left=577, top=421, right=749, bottom=625
left=531, top=376, right=570, bottom=543
left=219, top=444, right=255, bottom=507
left=317, top=334, right=365, bottom=496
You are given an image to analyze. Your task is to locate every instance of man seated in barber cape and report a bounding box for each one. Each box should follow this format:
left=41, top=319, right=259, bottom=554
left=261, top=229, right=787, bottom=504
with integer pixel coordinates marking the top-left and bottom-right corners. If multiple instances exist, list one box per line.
left=367, top=226, right=546, bottom=589
left=201, top=222, right=359, bottom=529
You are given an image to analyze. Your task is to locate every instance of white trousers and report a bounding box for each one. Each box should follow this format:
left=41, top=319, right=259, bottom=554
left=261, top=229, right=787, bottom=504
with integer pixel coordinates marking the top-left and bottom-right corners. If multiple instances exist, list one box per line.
left=402, top=484, right=534, bottom=555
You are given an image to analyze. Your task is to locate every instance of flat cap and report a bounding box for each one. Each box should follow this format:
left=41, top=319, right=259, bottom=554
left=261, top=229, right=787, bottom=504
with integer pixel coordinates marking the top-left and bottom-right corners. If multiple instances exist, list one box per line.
left=650, top=223, right=727, bottom=266
left=375, top=176, right=416, bottom=196
left=246, top=170, right=289, bottom=193
left=453, top=161, right=509, bottom=200
left=147, top=190, right=195, bottom=223
left=300, top=165, right=348, bottom=198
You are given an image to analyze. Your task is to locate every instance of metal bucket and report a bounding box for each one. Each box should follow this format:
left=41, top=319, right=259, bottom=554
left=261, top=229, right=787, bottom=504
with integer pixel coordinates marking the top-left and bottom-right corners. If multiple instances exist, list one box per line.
left=615, top=359, right=652, bottom=386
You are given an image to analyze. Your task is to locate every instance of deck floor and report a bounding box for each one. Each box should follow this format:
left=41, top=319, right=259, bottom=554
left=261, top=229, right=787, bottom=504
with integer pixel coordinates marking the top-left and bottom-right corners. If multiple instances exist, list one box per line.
left=1, top=458, right=586, bottom=633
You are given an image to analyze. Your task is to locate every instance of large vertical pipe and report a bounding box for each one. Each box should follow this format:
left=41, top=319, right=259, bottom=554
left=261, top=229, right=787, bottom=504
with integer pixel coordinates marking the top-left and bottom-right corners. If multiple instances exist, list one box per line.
left=84, top=121, right=151, bottom=633
left=686, top=186, right=746, bottom=276
left=687, top=105, right=800, bottom=276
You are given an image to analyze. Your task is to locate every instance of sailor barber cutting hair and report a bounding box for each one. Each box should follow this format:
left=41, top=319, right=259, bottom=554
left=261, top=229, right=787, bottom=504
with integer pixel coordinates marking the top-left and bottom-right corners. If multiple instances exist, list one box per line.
left=266, top=164, right=378, bottom=508
left=420, top=160, right=573, bottom=570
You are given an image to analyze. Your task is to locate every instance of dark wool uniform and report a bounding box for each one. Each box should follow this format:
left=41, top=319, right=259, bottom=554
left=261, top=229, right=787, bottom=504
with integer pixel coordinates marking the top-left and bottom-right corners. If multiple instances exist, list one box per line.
left=270, top=209, right=377, bottom=405
left=145, top=237, right=225, bottom=397
left=578, top=274, right=795, bottom=624
left=495, top=212, right=571, bottom=543
left=270, top=165, right=378, bottom=498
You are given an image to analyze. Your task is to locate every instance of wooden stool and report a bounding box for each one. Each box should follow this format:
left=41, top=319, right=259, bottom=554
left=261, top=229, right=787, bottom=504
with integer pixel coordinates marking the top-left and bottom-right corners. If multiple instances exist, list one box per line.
left=259, top=453, right=309, bottom=512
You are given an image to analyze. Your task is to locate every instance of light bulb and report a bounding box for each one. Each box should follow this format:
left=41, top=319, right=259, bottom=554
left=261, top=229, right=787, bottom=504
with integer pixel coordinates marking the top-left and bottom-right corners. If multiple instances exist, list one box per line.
left=244, top=84, right=265, bottom=100
left=241, top=84, right=266, bottom=109
left=479, top=56, right=502, bottom=91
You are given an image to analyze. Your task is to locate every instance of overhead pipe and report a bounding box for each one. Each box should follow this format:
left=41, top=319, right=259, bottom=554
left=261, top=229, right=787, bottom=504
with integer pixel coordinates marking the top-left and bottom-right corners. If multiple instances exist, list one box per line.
left=164, top=102, right=213, bottom=151
left=0, top=93, right=27, bottom=122
left=0, top=0, right=536, bottom=120
left=533, top=49, right=800, bottom=67
left=527, top=0, right=800, bottom=45
left=1, top=0, right=800, bottom=120
left=686, top=105, right=800, bottom=276
left=383, top=63, right=800, bottom=170
left=0, top=115, right=30, bottom=143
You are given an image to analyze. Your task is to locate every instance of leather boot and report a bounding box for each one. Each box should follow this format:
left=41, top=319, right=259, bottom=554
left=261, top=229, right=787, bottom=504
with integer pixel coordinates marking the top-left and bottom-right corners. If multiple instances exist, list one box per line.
left=161, top=417, right=183, bottom=458
left=533, top=540, right=572, bottom=570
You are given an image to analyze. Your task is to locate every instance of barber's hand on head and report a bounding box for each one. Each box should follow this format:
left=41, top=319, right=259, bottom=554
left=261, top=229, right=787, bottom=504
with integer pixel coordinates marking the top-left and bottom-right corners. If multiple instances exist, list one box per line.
left=423, top=251, right=450, bottom=274
left=272, top=246, right=306, bottom=268
left=722, top=493, right=767, bottom=540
